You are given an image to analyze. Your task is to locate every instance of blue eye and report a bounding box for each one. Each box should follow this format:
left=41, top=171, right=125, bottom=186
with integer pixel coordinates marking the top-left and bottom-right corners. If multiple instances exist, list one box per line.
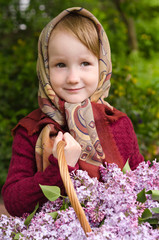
left=56, top=63, right=66, bottom=68
left=81, top=62, right=90, bottom=66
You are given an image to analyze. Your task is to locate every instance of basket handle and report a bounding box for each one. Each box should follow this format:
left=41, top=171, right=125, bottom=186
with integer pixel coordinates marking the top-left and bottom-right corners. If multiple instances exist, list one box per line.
left=57, top=140, right=92, bottom=235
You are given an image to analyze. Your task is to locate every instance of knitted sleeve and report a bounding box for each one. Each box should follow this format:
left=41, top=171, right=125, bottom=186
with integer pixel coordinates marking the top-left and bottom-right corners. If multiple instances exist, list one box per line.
left=126, top=118, right=144, bottom=170
left=111, top=116, right=144, bottom=170
left=2, top=126, right=78, bottom=217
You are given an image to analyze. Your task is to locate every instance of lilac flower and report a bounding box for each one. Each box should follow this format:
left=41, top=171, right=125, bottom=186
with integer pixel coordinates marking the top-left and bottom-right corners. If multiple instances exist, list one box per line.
left=1, top=160, right=159, bottom=239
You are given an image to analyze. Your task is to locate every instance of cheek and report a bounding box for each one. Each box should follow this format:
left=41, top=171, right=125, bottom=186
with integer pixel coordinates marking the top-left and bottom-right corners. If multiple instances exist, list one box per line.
left=49, top=79, right=60, bottom=94
left=92, top=72, right=99, bottom=90
left=49, top=71, right=60, bottom=88
left=87, top=77, right=98, bottom=96
left=49, top=77, right=55, bottom=89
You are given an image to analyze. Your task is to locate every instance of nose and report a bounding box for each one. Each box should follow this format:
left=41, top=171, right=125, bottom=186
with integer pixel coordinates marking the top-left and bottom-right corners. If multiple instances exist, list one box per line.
left=66, top=67, right=80, bottom=84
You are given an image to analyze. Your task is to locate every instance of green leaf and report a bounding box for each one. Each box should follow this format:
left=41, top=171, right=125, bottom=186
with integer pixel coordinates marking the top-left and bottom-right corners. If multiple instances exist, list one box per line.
left=151, top=207, right=159, bottom=213
left=39, top=185, right=61, bottom=201
left=138, top=208, right=152, bottom=224
left=48, top=211, right=58, bottom=219
left=122, top=158, right=131, bottom=174
left=146, top=190, right=159, bottom=200
left=24, top=202, right=39, bottom=226
left=138, top=208, right=159, bottom=225
left=141, top=208, right=152, bottom=220
left=146, top=218, right=158, bottom=225
left=14, top=233, right=24, bottom=239
left=136, top=188, right=147, bottom=203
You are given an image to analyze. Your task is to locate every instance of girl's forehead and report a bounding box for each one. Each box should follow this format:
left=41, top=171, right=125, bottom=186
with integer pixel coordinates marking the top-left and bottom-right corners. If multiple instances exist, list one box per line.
left=49, top=27, right=73, bottom=41
left=48, top=16, right=99, bottom=59
left=48, top=30, right=97, bottom=60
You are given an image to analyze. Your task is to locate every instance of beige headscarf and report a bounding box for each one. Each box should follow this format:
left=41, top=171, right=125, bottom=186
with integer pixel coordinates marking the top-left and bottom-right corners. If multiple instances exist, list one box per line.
left=36, top=7, right=112, bottom=168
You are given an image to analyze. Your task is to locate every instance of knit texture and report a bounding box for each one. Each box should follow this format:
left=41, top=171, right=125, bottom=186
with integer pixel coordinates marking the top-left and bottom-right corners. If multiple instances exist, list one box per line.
left=2, top=111, right=143, bottom=217
left=2, top=126, right=78, bottom=216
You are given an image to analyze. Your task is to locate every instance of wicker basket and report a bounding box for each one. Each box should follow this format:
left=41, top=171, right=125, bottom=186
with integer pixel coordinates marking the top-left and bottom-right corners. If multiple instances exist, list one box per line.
left=57, top=140, right=92, bottom=236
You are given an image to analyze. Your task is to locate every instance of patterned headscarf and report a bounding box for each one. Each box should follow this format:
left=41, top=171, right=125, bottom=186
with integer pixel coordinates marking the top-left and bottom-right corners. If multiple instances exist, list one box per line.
left=36, top=7, right=112, bottom=167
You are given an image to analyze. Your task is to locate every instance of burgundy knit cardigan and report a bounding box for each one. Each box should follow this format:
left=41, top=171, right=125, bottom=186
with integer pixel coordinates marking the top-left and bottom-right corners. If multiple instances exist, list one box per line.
left=2, top=103, right=144, bottom=216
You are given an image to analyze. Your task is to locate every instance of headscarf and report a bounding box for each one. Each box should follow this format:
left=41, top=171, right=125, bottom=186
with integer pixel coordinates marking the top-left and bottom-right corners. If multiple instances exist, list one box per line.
left=36, top=7, right=112, bottom=168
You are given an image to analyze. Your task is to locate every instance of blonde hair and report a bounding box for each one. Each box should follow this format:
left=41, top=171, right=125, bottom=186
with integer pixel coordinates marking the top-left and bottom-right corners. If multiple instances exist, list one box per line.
left=50, top=12, right=100, bottom=58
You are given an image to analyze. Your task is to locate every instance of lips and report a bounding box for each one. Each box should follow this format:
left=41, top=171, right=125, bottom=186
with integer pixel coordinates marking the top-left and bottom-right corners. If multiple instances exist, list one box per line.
left=64, top=87, right=84, bottom=92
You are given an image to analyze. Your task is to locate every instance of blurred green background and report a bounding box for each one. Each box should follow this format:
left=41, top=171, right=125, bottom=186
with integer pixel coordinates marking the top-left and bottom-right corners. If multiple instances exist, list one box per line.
left=0, top=0, right=159, bottom=191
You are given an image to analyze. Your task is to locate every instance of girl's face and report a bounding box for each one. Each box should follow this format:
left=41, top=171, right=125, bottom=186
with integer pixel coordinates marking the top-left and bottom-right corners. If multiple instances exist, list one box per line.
left=48, top=31, right=99, bottom=103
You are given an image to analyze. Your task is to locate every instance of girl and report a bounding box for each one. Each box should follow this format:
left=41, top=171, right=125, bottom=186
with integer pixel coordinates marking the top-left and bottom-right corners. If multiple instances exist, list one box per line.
left=2, top=7, right=144, bottom=217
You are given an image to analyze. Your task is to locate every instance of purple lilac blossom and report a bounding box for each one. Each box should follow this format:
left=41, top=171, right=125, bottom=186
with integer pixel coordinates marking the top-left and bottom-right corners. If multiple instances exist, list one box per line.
left=0, top=160, right=159, bottom=239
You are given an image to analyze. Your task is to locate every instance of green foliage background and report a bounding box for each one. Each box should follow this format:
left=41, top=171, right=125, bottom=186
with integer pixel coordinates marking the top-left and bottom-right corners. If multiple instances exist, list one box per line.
left=0, top=0, right=159, bottom=190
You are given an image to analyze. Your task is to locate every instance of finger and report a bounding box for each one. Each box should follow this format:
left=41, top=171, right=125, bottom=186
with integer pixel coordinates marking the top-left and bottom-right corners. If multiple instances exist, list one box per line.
left=63, top=132, right=81, bottom=150
left=56, top=131, right=63, bottom=141
left=52, top=131, right=63, bottom=157
left=63, top=132, right=76, bottom=144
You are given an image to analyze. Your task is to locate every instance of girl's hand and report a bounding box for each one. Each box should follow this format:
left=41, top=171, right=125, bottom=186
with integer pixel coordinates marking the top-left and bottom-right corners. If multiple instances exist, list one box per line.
left=52, top=131, right=81, bottom=167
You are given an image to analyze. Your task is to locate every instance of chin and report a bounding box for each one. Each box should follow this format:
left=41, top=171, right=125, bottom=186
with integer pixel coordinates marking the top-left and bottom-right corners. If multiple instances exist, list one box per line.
left=64, top=97, right=84, bottom=104
left=67, top=99, right=86, bottom=104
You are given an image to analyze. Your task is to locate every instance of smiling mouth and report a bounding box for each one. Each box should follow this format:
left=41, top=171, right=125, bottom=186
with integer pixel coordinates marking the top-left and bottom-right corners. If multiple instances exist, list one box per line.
left=64, top=87, right=84, bottom=92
